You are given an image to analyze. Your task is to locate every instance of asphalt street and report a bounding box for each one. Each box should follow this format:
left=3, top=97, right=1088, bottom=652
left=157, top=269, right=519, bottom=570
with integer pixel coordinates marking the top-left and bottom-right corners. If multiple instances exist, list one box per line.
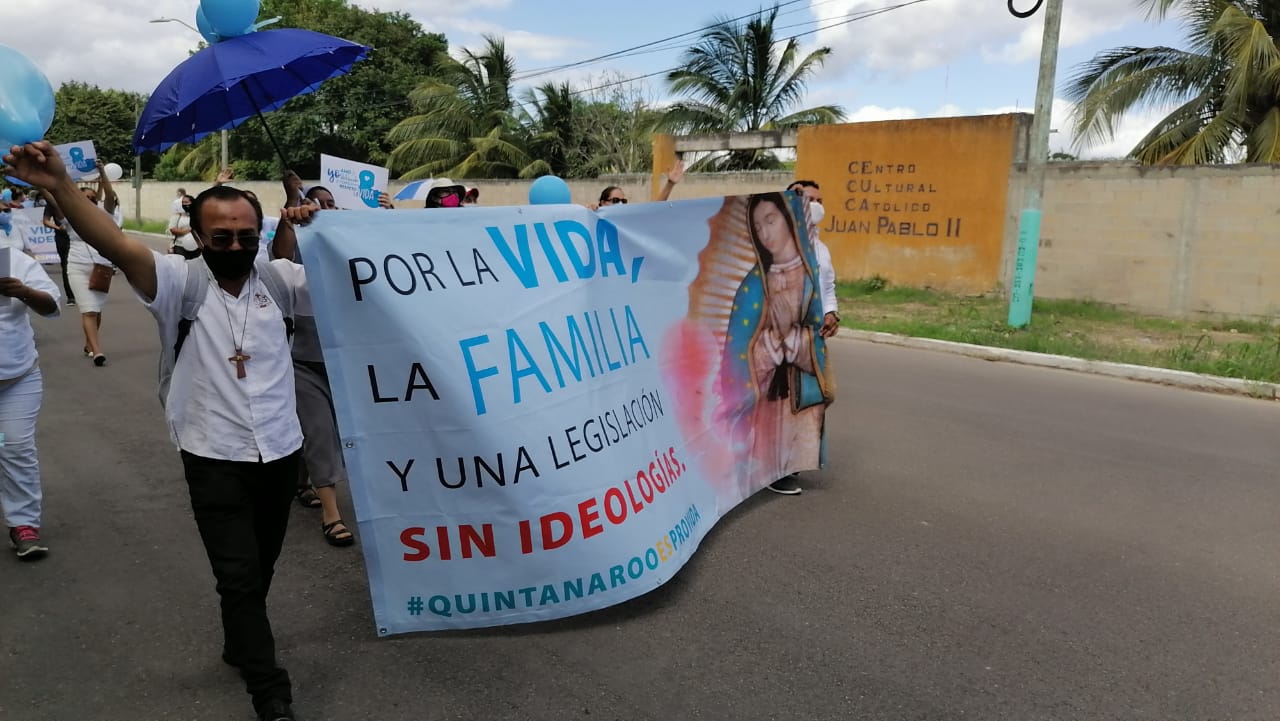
left=3, top=245, right=1279, bottom=720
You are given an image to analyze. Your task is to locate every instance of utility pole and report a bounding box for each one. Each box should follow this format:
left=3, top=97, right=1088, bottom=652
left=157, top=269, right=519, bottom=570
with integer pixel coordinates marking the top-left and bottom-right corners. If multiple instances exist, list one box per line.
left=1007, top=0, right=1064, bottom=328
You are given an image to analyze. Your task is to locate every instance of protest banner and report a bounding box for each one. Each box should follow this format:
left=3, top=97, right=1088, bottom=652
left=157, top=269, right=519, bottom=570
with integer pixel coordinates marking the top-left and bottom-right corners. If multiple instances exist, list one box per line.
left=298, top=193, right=833, bottom=634
left=53, top=140, right=99, bottom=181
left=319, top=153, right=389, bottom=210
left=11, top=207, right=59, bottom=264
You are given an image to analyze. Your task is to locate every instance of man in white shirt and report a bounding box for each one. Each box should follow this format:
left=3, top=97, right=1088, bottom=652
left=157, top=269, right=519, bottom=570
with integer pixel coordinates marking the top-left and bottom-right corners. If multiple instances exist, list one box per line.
left=4, top=141, right=305, bottom=721
left=787, top=180, right=840, bottom=338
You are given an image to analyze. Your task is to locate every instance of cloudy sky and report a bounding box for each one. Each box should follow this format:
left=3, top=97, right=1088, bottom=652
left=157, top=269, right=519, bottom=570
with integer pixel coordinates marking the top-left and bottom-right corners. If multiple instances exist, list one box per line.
left=11, top=0, right=1186, bottom=158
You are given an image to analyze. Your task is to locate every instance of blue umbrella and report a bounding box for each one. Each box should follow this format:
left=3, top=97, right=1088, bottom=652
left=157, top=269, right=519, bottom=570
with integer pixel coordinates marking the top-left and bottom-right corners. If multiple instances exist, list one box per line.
left=394, top=179, right=433, bottom=201
left=133, top=28, right=370, bottom=164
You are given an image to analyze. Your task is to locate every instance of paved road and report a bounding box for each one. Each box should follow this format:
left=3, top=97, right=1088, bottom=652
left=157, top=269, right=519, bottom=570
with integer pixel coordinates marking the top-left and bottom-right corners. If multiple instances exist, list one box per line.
left=3, top=251, right=1279, bottom=720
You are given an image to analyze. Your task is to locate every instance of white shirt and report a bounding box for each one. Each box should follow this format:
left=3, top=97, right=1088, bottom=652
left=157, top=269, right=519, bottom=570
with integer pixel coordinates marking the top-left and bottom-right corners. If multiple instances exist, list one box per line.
left=66, top=204, right=114, bottom=266
left=168, top=215, right=197, bottom=252
left=812, top=234, right=837, bottom=316
left=0, top=248, right=60, bottom=380
left=138, top=251, right=312, bottom=462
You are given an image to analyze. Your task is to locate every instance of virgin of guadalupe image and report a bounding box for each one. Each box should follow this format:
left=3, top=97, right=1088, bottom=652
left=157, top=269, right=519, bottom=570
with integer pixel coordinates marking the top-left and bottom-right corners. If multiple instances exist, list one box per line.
left=716, top=192, right=831, bottom=484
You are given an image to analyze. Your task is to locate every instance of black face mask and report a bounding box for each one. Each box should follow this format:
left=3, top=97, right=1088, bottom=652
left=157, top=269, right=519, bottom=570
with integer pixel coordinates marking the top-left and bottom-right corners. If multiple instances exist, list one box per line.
left=203, top=247, right=257, bottom=280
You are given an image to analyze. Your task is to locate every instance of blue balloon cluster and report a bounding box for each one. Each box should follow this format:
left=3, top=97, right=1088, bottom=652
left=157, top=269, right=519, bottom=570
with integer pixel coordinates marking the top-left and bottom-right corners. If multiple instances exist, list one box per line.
left=0, top=44, right=55, bottom=152
left=528, top=175, right=571, bottom=205
left=197, top=0, right=261, bottom=42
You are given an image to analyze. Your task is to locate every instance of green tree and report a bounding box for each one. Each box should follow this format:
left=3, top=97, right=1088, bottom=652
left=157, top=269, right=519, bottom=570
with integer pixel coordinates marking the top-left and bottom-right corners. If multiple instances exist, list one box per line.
left=388, top=36, right=548, bottom=179
left=659, top=4, right=844, bottom=170
left=46, top=82, right=149, bottom=171
left=573, top=74, right=662, bottom=176
left=172, top=0, right=447, bottom=179
left=520, top=82, right=585, bottom=177
left=1068, top=0, right=1280, bottom=164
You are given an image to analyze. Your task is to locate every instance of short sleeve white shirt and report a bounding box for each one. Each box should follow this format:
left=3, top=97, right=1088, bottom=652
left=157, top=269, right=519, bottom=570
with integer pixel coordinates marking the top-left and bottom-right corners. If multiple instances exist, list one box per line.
left=66, top=205, right=113, bottom=266
left=0, top=248, right=60, bottom=379
left=813, top=235, right=838, bottom=316
left=137, top=251, right=311, bottom=462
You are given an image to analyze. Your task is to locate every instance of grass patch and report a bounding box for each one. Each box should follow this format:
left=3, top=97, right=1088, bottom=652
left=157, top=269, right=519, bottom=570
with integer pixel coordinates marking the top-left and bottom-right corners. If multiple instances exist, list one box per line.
left=837, top=277, right=1280, bottom=383
left=123, top=219, right=169, bottom=234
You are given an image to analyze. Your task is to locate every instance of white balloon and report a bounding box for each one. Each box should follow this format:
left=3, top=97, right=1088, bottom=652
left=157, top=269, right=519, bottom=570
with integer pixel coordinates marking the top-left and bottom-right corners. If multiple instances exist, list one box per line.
left=104, top=162, right=124, bottom=181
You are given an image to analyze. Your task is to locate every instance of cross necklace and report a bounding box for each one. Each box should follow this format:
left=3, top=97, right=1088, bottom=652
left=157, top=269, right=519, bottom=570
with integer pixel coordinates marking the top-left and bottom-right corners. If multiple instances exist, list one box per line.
left=213, top=271, right=253, bottom=379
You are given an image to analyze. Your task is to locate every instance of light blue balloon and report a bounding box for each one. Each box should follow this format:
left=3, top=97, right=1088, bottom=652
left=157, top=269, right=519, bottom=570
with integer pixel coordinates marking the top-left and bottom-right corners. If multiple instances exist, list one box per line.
left=200, top=0, right=260, bottom=39
left=1, top=189, right=11, bottom=202
left=0, top=44, right=55, bottom=151
left=529, top=175, right=571, bottom=205
left=195, top=8, right=223, bottom=45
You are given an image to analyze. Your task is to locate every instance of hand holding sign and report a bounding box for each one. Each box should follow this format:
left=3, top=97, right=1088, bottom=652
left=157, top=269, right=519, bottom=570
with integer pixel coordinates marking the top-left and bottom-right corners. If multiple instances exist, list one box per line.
left=0, top=45, right=55, bottom=152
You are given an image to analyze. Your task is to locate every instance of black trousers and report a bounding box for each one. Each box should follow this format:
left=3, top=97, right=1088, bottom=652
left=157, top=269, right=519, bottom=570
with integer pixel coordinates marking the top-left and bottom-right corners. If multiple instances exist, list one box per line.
left=180, top=450, right=299, bottom=712
left=54, top=229, right=73, bottom=302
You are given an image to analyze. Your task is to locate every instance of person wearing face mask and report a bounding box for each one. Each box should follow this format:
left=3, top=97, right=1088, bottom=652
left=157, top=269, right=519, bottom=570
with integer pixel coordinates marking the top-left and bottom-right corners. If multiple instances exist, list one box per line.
left=168, top=194, right=199, bottom=259
left=423, top=178, right=466, bottom=208
left=4, top=140, right=311, bottom=721
left=787, top=180, right=839, bottom=339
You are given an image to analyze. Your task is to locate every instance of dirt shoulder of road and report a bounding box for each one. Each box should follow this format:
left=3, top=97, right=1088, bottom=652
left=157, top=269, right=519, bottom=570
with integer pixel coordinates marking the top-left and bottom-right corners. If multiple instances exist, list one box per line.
left=835, top=280, right=1280, bottom=384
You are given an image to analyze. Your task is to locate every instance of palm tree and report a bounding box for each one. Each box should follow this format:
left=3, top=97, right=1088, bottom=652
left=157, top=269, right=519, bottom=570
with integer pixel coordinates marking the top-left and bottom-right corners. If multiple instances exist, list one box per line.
left=659, top=4, right=845, bottom=170
left=1068, top=0, right=1280, bottom=164
left=387, top=37, right=549, bottom=179
left=519, top=82, right=585, bottom=177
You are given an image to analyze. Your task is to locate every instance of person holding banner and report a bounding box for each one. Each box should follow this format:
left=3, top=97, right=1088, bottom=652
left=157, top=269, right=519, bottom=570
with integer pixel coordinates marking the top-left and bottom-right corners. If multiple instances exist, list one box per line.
left=5, top=140, right=308, bottom=721
left=0, top=243, right=61, bottom=560
left=271, top=202, right=358, bottom=546
left=720, top=193, right=831, bottom=494
left=787, top=180, right=840, bottom=340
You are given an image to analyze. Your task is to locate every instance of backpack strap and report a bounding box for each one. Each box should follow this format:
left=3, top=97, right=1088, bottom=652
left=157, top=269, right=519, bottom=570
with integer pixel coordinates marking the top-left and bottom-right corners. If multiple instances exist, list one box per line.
left=254, top=257, right=295, bottom=339
left=174, top=257, right=210, bottom=358
left=159, top=257, right=210, bottom=408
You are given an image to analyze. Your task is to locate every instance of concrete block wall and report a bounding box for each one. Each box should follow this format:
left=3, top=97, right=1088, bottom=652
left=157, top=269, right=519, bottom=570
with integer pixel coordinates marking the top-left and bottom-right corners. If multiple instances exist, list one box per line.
left=111, top=171, right=793, bottom=221
left=1004, top=162, right=1280, bottom=320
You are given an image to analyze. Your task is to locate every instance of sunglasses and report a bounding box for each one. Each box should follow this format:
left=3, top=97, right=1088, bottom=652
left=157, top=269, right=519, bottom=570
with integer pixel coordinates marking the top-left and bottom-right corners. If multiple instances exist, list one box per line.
left=604, top=197, right=628, bottom=205
left=203, top=231, right=261, bottom=249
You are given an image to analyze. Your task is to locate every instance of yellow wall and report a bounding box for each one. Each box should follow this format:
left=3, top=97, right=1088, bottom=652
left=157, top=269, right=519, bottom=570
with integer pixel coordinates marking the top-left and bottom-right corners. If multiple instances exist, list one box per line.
left=795, top=114, right=1029, bottom=293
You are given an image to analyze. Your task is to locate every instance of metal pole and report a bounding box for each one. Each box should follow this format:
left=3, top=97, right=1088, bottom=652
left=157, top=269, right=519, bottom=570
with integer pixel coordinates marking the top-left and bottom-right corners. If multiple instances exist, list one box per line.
left=221, top=129, right=229, bottom=169
left=1007, top=0, right=1063, bottom=328
left=134, top=97, right=143, bottom=225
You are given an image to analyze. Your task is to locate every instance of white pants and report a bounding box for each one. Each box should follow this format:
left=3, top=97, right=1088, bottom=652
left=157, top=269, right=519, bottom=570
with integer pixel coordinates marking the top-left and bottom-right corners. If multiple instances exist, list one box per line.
left=0, top=365, right=43, bottom=529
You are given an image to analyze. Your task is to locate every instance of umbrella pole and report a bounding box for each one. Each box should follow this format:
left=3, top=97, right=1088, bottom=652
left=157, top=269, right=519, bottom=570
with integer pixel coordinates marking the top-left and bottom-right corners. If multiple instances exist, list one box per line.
left=253, top=107, right=290, bottom=170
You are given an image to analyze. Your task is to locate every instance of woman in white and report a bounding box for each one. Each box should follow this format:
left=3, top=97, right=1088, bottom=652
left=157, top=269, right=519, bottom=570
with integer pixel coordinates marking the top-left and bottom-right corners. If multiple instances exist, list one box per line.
left=0, top=244, right=61, bottom=560
left=60, top=177, right=119, bottom=366
left=168, top=194, right=199, bottom=259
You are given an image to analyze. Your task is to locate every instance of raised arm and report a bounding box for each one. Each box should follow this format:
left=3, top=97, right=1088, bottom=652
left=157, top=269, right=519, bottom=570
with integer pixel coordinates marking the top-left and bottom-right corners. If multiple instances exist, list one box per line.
left=5, top=142, right=156, bottom=299
left=271, top=204, right=319, bottom=261
left=96, top=160, right=119, bottom=215
left=654, top=157, right=685, bottom=202
left=282, top=169, right=303, bottom=209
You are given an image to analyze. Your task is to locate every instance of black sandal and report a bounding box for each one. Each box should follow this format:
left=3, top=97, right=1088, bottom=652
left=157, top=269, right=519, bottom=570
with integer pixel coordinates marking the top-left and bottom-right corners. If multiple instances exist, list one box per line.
left=322, top=519, right=354, bottom=547
left=295, top=484, right=322, bottom=508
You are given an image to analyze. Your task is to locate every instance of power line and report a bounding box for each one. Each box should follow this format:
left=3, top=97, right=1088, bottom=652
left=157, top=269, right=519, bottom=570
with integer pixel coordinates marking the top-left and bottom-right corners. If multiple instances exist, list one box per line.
left=566, top=0, right=936, bottom=98
left=511, top=0, right=812, bottom=82
left=516, top=0, right=861, bottom=83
